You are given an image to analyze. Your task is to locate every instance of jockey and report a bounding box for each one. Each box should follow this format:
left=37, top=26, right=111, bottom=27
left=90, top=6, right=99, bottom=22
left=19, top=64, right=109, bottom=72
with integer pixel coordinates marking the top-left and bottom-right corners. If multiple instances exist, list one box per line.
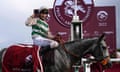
left=25, top=6, right=59, bottom=55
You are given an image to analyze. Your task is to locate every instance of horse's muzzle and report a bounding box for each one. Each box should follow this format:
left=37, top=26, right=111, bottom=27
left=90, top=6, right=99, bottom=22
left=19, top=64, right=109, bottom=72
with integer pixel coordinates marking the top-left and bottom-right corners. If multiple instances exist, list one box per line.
left=101, top=56, right=112, bottom=69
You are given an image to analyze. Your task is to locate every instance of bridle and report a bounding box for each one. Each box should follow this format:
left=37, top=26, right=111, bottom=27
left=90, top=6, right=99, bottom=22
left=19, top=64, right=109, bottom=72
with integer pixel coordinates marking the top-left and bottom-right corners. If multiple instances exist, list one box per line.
left=92, top=41, right=110, bottom=66
left=99, top=44, right=110, bottom=66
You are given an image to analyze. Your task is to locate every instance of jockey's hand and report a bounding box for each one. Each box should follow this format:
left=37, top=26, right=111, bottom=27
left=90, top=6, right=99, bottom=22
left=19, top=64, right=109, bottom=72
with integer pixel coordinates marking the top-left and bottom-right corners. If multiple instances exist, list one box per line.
left=53, top=34, right=65, bottom=43
left=53, top=33, right=61, bottom=39
left=30, top=14, right=35, bottom=18
left=47, top=31, right=55, bottom=39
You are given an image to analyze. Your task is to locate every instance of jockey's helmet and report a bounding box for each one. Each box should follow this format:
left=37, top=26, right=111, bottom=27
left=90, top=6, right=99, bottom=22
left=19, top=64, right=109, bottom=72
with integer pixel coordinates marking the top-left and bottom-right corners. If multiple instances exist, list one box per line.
left=39, top=6, right=49, bottom=14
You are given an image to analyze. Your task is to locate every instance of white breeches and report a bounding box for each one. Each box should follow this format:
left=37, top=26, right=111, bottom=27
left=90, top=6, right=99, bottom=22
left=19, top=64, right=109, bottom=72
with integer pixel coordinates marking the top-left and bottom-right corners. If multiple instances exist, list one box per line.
left=32, top=36, right=59, bottom=48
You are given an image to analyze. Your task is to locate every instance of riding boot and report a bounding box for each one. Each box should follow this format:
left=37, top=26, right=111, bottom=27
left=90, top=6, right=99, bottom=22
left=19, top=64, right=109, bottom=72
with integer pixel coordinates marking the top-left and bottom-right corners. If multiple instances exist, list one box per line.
left=39, top=45, right=52, bottom=56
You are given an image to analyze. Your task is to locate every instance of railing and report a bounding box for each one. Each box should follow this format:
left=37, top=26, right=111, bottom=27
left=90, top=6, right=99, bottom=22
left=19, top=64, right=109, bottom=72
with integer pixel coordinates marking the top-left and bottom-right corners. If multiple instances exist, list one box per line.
left=72, top=58, right=120, bottom=72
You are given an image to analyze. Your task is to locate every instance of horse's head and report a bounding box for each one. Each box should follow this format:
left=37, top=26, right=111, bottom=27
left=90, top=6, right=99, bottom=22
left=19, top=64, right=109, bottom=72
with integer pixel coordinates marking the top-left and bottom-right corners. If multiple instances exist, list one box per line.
left=90, top=33, right=112, bottom=68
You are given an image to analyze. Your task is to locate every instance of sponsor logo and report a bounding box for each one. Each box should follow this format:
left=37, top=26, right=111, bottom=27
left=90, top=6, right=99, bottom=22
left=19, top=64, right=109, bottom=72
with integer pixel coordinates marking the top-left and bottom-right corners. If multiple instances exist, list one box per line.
left=53, top=0, right=94, bottom=28
left=97, top=11, right=108, bottom=21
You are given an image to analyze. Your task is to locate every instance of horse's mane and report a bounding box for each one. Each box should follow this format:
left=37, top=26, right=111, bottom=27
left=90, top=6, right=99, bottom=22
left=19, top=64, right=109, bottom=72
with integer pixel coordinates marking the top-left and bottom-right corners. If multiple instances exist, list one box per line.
left=64, top=37, right=98, bottom=46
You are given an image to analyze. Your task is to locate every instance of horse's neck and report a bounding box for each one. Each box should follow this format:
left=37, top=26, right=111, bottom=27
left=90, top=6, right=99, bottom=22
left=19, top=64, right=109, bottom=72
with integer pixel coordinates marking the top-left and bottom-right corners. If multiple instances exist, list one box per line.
left=64, top=40, right=86, bottom=56
left=63, top=39, right=96, bottom=63
left=61, top=41, right=83, bottom=65
left=53, top=39, right=97, bottom=72
left=53, top=41, right=80, bottom=72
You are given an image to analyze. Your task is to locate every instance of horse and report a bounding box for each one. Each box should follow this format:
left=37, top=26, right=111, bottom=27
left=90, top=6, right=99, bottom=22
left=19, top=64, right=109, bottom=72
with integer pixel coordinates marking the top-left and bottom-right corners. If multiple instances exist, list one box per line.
left=43, top=33, right=111, bottom=72
left=1, top=34, right=111, bottom=72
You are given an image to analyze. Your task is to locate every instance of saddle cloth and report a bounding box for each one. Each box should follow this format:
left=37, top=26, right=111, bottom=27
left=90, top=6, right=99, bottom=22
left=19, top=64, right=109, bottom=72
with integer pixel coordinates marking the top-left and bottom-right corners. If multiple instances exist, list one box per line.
left=2, top=44, right=43, bottom=72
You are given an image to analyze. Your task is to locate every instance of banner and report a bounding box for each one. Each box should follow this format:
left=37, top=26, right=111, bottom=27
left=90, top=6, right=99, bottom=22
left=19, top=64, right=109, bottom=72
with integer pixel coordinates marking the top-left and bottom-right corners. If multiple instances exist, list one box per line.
left=48, top=6, right=116, bottom=54
left=83, top=6, right=116, bottom=54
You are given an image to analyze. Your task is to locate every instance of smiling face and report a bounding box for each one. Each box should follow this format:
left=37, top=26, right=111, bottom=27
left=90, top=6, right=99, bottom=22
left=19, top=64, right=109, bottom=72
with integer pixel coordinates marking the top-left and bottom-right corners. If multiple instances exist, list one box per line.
left=39, top=9, right=49, bottom=21
left=39, top=13, right=48, bottom=21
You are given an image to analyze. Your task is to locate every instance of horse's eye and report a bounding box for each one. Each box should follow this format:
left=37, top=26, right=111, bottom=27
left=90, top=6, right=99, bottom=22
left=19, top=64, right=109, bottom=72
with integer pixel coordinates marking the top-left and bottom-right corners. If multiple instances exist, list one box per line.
left=102, top=46, right=106, bottom=49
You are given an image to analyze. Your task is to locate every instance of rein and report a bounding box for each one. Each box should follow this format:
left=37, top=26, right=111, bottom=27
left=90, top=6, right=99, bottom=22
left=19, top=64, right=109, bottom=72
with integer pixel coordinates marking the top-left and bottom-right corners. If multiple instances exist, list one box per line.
left=54, top=34, right=79, bottom=58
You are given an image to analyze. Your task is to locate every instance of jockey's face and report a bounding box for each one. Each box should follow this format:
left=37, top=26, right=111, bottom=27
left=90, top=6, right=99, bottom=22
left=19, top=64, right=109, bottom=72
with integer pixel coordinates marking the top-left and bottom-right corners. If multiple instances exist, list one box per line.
left=39, top=12, right=48, bottom=21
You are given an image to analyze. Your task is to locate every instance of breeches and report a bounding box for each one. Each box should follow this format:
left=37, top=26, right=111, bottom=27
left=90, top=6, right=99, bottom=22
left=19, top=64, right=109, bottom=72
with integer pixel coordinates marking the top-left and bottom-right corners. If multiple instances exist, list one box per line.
left=32, top=36, right=59, bottom=48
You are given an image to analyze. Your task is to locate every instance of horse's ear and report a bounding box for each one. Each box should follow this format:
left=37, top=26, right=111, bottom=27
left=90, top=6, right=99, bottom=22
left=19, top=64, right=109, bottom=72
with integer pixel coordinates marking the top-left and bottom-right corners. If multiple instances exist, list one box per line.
left=97, top=33, right=106, bottom=43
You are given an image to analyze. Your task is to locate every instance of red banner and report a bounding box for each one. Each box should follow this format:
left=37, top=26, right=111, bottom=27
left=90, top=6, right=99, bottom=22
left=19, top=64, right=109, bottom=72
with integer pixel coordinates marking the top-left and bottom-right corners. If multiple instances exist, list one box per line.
left=48, top=6, right=116, bottom=54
